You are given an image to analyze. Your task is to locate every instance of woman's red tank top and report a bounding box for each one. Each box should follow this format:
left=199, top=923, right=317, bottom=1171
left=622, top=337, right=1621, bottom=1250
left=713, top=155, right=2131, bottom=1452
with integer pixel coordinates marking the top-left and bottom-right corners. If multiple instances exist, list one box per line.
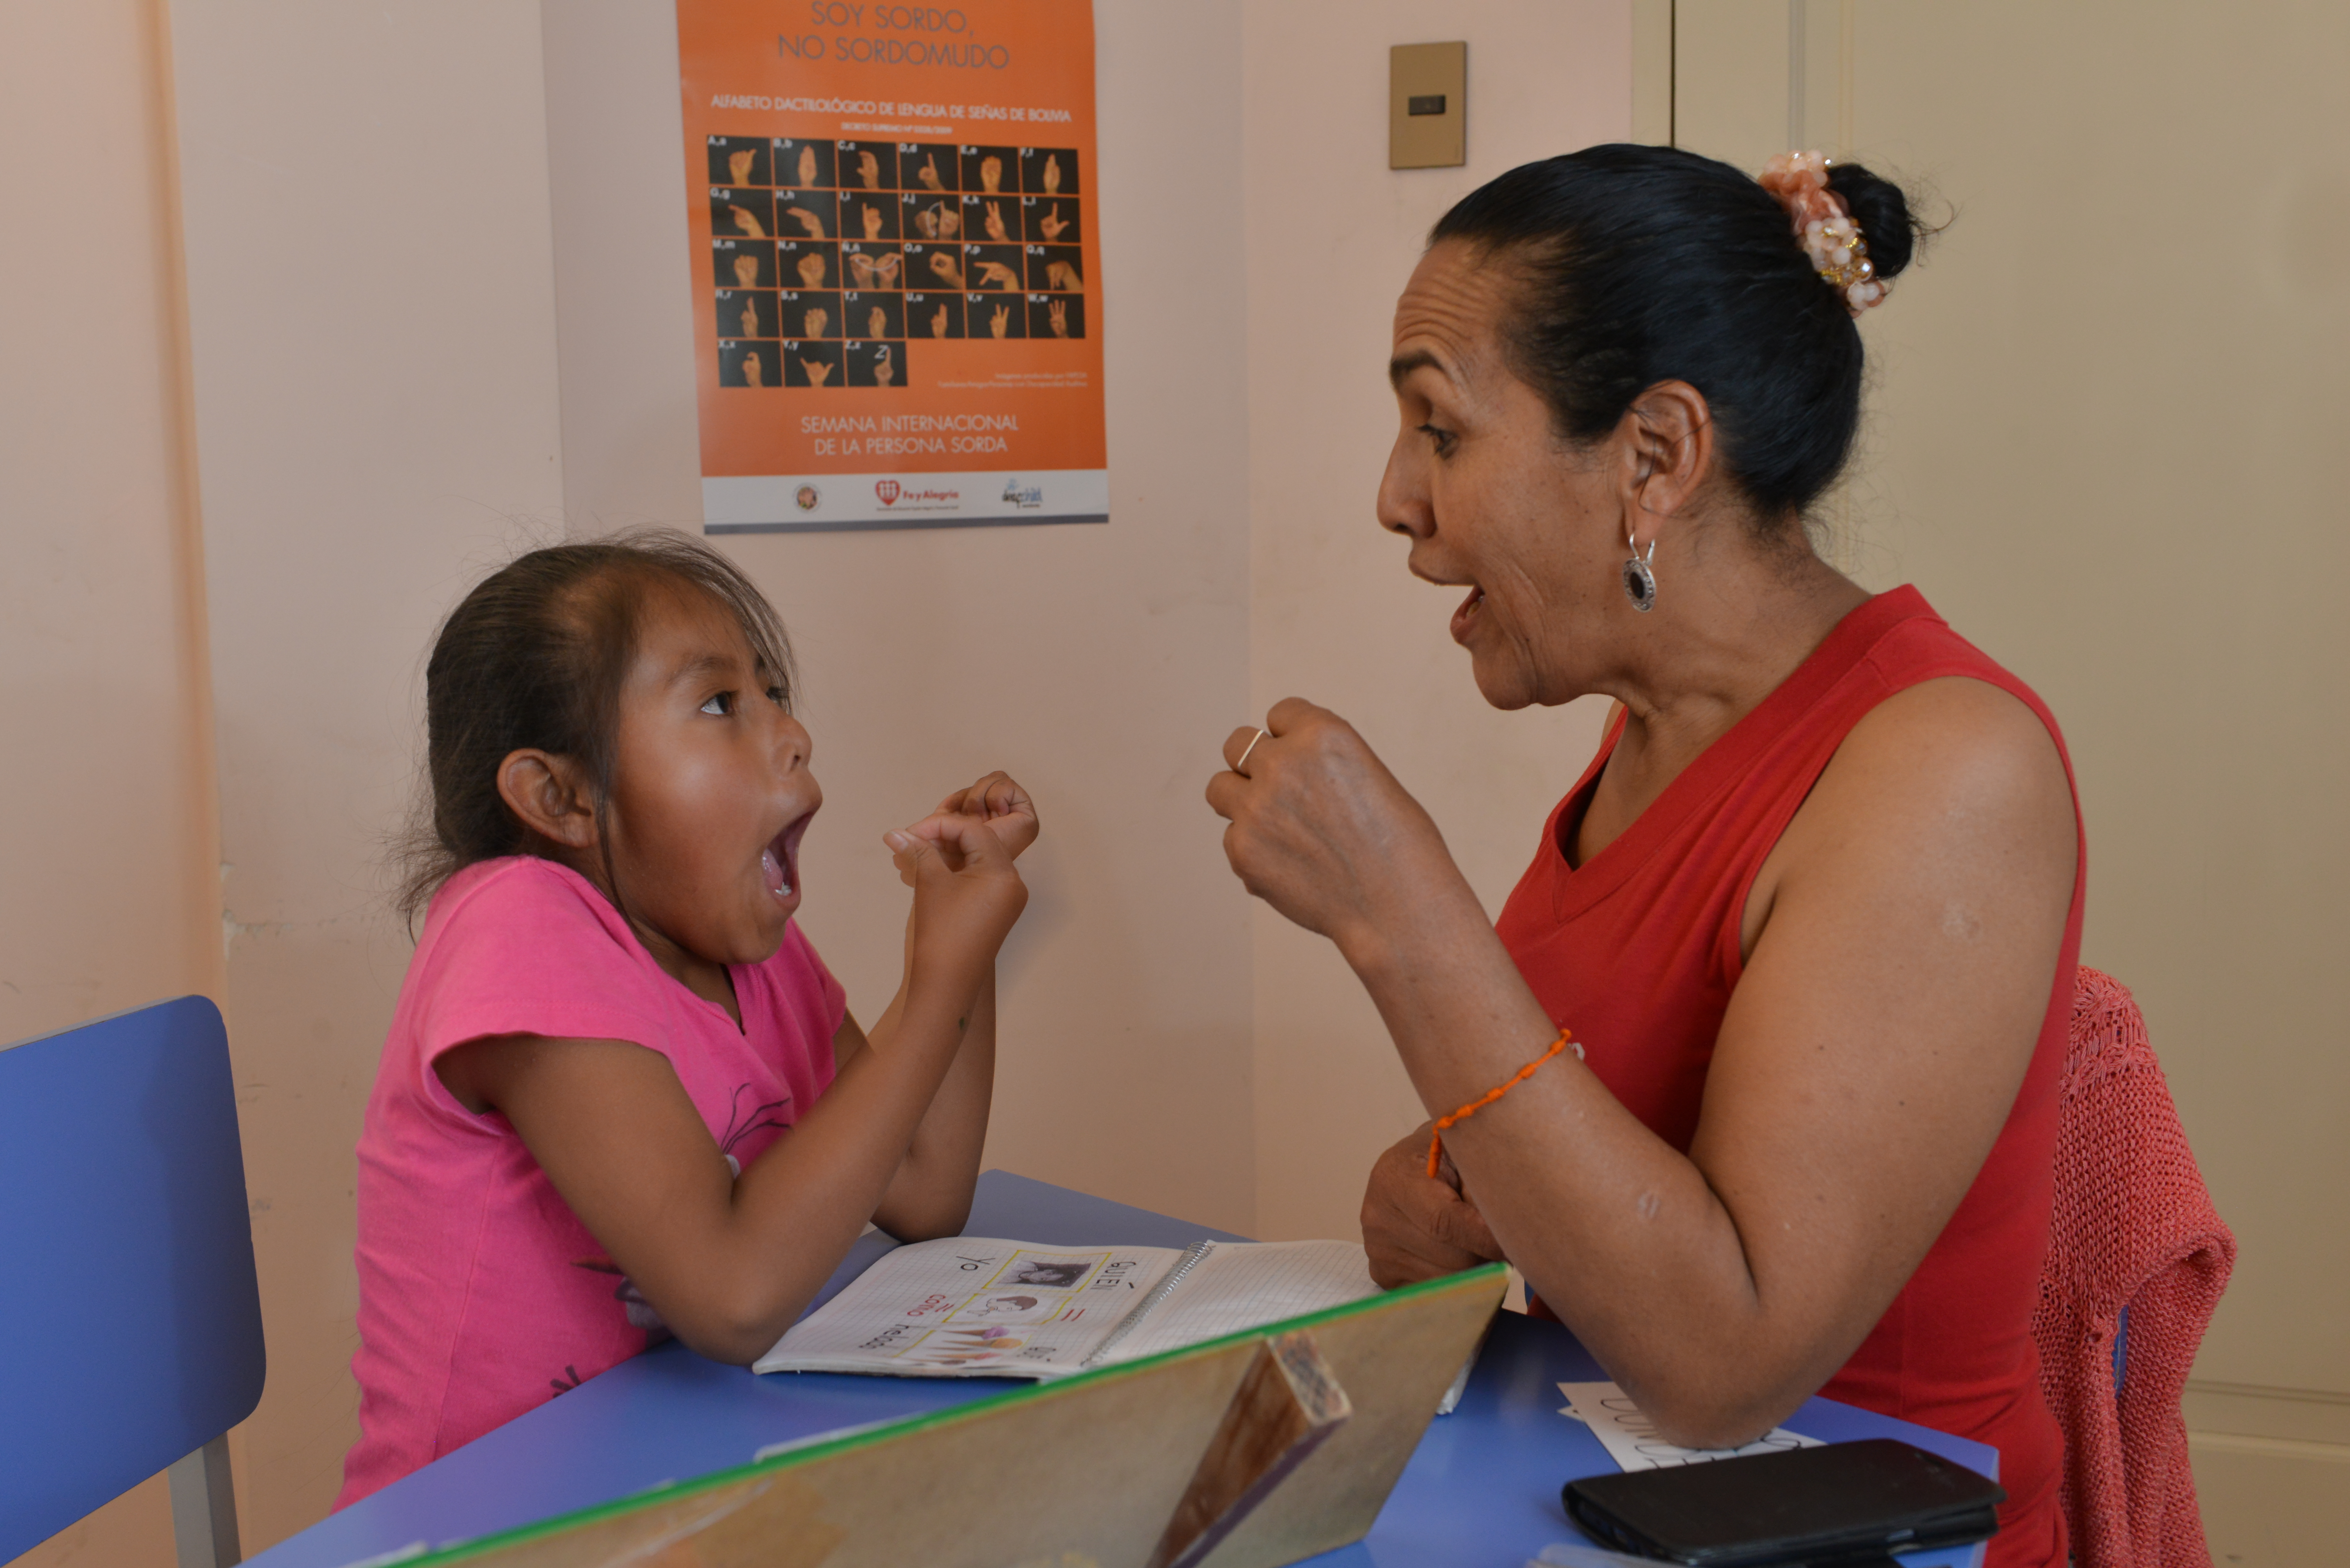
left=1498, top=586, right=2081, bottom=1568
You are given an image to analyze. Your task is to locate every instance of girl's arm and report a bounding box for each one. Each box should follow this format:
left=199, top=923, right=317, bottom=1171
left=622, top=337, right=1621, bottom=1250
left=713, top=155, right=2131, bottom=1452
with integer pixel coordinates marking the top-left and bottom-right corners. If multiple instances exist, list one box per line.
left=436, top=813, right=1025, bottom=1366
left=835, top=769, right=1032, bottom=1239
left=829, top=963, right=997, bottom=1242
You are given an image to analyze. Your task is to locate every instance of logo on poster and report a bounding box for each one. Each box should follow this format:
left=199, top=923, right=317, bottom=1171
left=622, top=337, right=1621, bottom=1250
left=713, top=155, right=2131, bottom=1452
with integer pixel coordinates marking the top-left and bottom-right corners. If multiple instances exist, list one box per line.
left=1000, top=479, right=1043, bottom=509
left=794, top=484, right=821, bottom=511
left=872, top=478, right=962, bottom=511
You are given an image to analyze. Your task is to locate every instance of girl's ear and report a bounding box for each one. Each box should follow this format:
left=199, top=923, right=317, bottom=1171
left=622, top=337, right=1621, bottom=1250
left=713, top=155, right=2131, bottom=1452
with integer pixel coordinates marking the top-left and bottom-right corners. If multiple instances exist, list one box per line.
left=496, top=748, right=599, bottom=850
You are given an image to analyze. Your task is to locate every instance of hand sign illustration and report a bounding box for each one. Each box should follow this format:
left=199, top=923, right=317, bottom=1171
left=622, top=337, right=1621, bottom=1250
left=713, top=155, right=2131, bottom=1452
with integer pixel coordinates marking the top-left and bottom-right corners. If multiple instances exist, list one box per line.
left=916, top=153, right=944, bottom=191
left=860, top=203, right=884, bottom=240
left=801, top=356, right=831, bottom=386
left=731, top=253, right=761, bottom=288
left=802, top=306, right=829, bottom=338
left=929, top=302, right=950, bottom=337
left=1048, top=298, right=1069, bottom=337
left=741, top=350, right=764, bottom=386
left=1041, top=154, right=1062, bottom=194
left=938, top=206, right=962, bottom=239
left=850, top=252, right=876, bottom=289
left=796, top=251, right=828, bottom=287
left=1045, top=259, right=1082, bottom=291
left=729, top=204, right=766, bottom=238
left=979, top=155, right=1003, bottom=192
left=975, top=260, right=1020, bottom=290
left=1037, top=203, right=1068, bottom=241
left=856, top=150, right=882, bottom=190
left=928, top=251, right=965, bottom=290
left=739, top=299, right=760, bottom=337
left=989, top=303, right=1010, bottom=338
left=796, top=145, right=818, bottom=187
left=873, top=345, right=895, bottom=386
left=727, top=148, right=756, bottom=186
left=785, top=206, right=826, bottom=237
left=871, top=252, right=901, bottom=286
left=867, top=304, right=887, bottom=339
left=983, top=201, right=1008, bottom=241
left=914, top=204, right=939, bottom=239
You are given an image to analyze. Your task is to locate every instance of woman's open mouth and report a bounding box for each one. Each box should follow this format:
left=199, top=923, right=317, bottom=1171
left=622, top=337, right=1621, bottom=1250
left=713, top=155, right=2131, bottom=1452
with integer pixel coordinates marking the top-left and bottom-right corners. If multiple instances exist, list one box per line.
left=1450, top=585, right=1486, bottom=645
left=761, top=812, right=814, bottom=901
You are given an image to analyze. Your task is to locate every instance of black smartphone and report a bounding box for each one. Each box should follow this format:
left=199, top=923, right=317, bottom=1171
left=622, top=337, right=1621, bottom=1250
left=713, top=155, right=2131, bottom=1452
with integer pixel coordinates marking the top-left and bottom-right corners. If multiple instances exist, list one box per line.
left=1562, top=1438, right=2005, bottom=1567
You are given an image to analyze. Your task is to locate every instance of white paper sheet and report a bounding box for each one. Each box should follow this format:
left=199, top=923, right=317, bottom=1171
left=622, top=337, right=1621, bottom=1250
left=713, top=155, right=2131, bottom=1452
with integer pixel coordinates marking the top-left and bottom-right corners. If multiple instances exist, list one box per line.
left=1558, top=1380, right=1823, bottom=1471
left=1103, top=1239, right=1379, bottom=1363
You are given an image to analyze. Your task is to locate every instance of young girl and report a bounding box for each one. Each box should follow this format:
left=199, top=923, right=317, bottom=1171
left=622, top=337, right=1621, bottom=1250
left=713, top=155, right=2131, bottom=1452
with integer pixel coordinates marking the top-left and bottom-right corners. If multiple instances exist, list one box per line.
left=337, top=533, right=1034, bottom=1505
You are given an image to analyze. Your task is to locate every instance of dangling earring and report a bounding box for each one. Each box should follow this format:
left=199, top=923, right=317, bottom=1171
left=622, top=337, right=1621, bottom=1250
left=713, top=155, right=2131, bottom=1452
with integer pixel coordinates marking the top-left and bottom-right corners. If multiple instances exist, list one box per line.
left=1621, top=525, right=1658, bottom=613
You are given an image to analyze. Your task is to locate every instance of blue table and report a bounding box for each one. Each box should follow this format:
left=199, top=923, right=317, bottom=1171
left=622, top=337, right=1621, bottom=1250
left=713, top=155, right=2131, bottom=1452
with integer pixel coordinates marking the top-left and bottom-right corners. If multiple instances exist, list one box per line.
left=252, top=1171, right=1992, bottom=1568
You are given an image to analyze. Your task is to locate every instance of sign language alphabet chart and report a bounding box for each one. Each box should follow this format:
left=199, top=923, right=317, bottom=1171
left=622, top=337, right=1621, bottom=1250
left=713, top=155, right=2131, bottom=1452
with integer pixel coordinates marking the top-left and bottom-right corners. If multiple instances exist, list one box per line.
left=679, top=0, right=1107, bottom=531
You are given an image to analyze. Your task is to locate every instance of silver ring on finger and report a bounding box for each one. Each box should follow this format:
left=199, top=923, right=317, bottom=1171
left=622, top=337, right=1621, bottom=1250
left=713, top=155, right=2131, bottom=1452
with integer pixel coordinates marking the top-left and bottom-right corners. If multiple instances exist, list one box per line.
left=1233, top=727, right=1270, bottom=777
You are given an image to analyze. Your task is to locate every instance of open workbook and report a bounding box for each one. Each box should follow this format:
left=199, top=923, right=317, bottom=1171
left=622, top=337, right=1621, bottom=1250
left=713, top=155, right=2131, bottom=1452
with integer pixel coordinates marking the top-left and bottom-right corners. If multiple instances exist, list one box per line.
left=755, top=1236, right=1380, bottom=1380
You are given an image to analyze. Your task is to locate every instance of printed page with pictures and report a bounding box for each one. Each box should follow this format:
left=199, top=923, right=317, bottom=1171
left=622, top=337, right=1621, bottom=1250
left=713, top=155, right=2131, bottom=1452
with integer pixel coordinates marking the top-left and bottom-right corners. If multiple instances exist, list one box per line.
left=755, top=1236, right=1382, bottom=1380
left=754, top=1239, right=1186, bottom=1378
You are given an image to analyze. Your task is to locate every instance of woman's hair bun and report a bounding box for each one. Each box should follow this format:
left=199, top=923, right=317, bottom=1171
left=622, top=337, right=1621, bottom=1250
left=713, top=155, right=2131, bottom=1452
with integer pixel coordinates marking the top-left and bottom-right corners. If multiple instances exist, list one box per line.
left=1824, top=162, right=1921, bottom=279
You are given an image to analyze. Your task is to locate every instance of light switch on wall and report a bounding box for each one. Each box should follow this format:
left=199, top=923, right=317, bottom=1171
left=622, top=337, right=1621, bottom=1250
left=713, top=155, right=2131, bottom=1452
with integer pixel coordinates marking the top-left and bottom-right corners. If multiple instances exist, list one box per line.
left=1391, top=42, right=1467, bottom=168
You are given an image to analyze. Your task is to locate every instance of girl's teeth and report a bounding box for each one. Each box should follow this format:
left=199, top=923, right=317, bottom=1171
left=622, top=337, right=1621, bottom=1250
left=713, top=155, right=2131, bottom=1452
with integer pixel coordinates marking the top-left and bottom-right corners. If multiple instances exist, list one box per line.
left=762, top=846, right=791, bottom=898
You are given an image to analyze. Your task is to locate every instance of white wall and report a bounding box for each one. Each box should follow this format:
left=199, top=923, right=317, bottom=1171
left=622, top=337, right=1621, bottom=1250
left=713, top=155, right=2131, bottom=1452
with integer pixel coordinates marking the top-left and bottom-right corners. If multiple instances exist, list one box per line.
left=1241, top=2, right=1630, bottom=1242
left=0, top=0, right=219, bottom=1046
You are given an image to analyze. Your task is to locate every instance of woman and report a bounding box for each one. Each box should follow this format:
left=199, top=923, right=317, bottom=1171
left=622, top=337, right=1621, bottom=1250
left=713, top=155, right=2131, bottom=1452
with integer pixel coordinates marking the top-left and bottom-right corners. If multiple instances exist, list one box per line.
left=1207, top=146, right=2079, bottom=1568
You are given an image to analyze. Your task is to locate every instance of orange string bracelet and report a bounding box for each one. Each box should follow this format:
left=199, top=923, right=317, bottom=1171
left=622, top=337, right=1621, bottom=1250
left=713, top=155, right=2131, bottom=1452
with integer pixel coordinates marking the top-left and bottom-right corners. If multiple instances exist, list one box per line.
left=1427, top=1027, right=1579, bottom=1178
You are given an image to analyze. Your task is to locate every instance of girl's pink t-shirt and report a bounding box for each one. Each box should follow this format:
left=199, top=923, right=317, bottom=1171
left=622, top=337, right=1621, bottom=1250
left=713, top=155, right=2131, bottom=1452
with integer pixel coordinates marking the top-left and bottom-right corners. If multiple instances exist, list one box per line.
left=337, top=856, right=844, bottom=1507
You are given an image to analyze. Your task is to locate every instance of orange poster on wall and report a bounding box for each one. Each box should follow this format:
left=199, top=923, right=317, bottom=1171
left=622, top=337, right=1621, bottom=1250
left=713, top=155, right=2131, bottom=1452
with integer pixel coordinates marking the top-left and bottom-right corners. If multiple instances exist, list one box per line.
left=678, top=0, right=1104, bottom=532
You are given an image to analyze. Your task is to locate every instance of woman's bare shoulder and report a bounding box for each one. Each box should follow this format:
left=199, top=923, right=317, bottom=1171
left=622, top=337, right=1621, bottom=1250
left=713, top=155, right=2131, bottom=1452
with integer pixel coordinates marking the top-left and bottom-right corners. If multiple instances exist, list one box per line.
left=1831, top=675, right=2072, bottom=830
left=1743, top=675, right=2074, bottom=962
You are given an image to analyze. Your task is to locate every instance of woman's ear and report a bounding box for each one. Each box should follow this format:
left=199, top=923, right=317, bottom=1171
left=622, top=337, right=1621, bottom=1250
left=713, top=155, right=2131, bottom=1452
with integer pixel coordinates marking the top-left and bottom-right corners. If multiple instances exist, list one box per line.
left=1617, top=379, right=1717, bottom=529
left=496, top=749, right=599, bottom=850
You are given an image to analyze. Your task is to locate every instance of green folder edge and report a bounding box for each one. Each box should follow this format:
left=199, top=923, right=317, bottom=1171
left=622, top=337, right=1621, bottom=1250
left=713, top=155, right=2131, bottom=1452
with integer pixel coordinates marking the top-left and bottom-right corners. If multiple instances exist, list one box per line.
left=387, top=1260, right=1510, bottom=1566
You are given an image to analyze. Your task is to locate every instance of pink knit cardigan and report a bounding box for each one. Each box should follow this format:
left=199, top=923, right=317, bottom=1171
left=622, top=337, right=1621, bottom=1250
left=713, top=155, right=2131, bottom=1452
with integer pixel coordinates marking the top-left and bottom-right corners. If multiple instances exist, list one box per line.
left=2032, top=968, right=2235, bottom=1568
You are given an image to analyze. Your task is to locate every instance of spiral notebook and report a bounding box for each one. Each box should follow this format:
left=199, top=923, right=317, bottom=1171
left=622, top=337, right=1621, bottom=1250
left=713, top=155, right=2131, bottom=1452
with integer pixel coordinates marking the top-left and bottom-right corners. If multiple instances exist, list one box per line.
left=754, top=1235, right=1380, bottom=1380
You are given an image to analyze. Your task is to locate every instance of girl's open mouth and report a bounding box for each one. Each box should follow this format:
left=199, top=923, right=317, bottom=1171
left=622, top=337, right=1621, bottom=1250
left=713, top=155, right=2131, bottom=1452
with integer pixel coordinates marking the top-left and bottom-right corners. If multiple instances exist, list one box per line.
left=761, top=812, right=814, bottom=900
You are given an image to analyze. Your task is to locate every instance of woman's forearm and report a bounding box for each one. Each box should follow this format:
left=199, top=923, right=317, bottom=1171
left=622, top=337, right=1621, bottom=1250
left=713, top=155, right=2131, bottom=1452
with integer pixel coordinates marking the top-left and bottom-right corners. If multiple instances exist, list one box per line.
left=1343, top=884, right=1816, bottom=1446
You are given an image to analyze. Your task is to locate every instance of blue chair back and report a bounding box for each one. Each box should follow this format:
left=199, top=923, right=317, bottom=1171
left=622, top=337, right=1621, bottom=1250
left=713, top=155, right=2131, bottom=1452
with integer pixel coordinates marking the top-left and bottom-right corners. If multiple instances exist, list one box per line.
left=0, top=996, right=266, bottom=1559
